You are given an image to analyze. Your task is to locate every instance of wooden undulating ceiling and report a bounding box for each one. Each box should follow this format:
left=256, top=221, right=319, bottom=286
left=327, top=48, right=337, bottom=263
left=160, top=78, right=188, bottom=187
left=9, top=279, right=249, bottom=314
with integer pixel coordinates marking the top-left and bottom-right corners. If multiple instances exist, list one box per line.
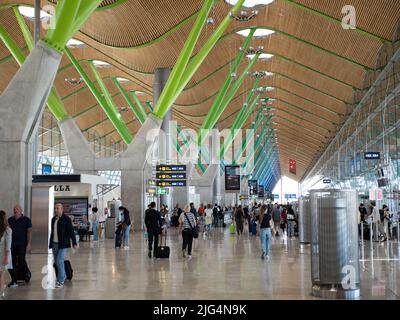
left=0, top=0, right=400, bottom=185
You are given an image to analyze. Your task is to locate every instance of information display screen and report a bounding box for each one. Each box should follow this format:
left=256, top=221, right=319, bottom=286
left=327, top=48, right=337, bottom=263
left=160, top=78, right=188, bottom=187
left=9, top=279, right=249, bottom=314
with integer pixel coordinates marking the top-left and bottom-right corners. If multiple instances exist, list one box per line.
left=248, top=180, right=258, bottom=195
left=365, top=152, right=380, bottom=160
left=225, top=166, right=240, bottom=191
left=258, top=185, right=265, bottom=198
left=156, top=165, right=186, bottom=172
left=55, top=197, right=88, bottom=224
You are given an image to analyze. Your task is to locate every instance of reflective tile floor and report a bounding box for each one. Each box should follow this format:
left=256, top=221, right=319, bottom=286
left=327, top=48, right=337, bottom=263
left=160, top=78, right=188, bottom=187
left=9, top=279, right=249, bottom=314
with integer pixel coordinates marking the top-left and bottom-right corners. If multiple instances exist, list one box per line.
left=3, top=227, right=400, bottom=300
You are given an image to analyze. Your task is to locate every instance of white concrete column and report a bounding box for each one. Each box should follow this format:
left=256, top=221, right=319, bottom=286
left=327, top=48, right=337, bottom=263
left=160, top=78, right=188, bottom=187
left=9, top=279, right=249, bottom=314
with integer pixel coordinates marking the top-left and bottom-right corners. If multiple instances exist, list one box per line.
left=154, top=68, right=172, bottom=208
left=212, top=128, right=222, bottom=205
left=0, top=42, right=62, bottom=216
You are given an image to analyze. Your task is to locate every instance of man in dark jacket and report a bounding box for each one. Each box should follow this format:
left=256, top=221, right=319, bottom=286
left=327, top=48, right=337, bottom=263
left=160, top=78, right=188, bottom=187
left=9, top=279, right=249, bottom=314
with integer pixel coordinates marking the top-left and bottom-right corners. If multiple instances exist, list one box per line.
left=144, top=202, right=163, bottom=258
left=7, top=204, right=32, bottom=288
left=49, top=203, right=77, bottom=288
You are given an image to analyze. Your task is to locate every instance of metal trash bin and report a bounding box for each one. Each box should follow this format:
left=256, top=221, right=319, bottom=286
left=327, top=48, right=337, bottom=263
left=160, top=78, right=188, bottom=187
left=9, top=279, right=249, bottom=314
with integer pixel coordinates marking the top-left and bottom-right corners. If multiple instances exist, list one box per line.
left=310, top=189, right=360, bottom=299
left=299, top=196, right=311, bottom=244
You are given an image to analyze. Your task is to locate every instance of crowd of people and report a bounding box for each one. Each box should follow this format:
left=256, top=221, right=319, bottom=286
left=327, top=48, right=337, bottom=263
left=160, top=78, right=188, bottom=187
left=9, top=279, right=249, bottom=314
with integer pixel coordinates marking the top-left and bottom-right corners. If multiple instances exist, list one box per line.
left=359, top=201, right=398, bottom=242
left=143, top=201, right=300, bottom=261
left=13, top=198, right=399, bottom=297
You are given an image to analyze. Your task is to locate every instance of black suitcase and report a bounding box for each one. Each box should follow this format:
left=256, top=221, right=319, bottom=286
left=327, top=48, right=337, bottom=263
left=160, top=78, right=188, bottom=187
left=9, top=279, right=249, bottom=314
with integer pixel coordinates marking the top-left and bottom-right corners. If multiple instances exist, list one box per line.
left=53, top=260, right=73, bottom=281
left=154, top=230, right=170, bottom=259
left=17, top=264, right=31, bottom=283
left=115, top=226, right=123, bottom=248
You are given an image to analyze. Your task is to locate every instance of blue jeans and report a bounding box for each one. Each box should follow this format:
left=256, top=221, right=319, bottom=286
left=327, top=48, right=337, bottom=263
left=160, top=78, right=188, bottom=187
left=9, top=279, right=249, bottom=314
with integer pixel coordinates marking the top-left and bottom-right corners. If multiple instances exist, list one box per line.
left=123, top=225, right=131, bottom=247
left=288, top=221, right=295, bottom=237
left=92, top=222, right=99, bottom=241
left=260, top=228, right=272, bottom=256
left=52, top=243, right=67, bottom=284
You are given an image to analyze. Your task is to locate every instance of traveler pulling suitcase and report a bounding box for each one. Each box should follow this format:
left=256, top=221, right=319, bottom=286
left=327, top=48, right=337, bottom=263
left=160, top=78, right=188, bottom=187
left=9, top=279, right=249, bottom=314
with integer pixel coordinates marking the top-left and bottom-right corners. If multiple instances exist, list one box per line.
left=154, top=228, right=170, bottom=259
left=53, top=260, right=73, bottom=281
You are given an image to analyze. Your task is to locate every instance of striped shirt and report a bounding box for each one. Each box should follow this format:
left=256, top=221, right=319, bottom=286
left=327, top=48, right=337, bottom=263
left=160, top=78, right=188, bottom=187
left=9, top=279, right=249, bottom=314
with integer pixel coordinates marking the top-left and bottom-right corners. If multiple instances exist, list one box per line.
left=179, top=212, right=196, bottom=229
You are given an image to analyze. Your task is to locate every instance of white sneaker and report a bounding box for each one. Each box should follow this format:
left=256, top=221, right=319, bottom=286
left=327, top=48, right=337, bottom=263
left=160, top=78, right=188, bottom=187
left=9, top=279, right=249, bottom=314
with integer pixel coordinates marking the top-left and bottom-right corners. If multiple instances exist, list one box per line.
left=187, top=255, right=192, bottom=260
left=55, top=282, right=64, bottom=288
left=123, top=246, right=129, bottom=250
left=266, top=255, right=270, bottom=261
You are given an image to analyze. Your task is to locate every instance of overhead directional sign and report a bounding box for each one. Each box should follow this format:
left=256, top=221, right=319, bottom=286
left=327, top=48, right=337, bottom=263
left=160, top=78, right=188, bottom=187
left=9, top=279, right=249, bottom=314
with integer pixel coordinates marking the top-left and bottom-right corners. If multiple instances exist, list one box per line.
left=157, top=188, right=169, bottom=195
left=364, top=152, right=380, bottom=160
left=155, top=164, right=187, bottom=187
left=156, top=172, right=186, bottom=180
left=156, top=165, right=186, bottom=172
left=156, top=180, right=187, bottom=187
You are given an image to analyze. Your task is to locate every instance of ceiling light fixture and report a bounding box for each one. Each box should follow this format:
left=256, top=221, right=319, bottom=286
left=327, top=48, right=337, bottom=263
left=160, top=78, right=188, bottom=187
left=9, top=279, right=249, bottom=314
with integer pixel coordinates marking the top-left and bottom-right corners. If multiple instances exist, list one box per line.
left=18, top=6, right=52, bottom=20
left=134, top=91, right=147, bottom=96
left=225, top=0, right=275, bottom=9
left=250, top=71, right=274, bottom=78
left=64, top=78, right=83, bottom=85
left=92, top=60, right=111, bottom=68
left=66, top=38, right=86, bottom=48
left=116, top=77, right=131, bottom=83
left=236, top=28, right=275, bottom=38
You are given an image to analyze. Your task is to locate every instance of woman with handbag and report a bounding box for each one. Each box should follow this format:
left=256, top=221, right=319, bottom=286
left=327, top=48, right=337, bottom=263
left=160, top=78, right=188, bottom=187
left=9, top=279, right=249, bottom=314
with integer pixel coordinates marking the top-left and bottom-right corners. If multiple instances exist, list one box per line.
left=258, top=204, right=275, bottom=260
left=179, top=204, right=197, bottom=260
left=118, top=206, right=131, bottom=250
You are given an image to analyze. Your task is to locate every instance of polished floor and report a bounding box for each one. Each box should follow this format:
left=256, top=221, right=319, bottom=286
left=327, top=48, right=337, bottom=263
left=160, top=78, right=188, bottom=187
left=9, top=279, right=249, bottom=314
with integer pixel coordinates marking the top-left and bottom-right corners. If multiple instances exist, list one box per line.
left=3, top=226, right=400, bottom=300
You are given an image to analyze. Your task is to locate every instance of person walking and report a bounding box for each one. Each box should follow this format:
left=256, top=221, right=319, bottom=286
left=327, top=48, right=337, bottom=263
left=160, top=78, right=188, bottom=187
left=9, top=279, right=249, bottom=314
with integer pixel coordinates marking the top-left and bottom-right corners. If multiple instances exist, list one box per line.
left=144, top=202, right=163, bottom=258
left=371, top=201, right=384, bottom=241
left=179, top=204, right=197, bottom=260
left=204, top=204, right=213, bottom=236
left=118, top=206, right=132, bottom=249
left=258, top=204, right=275, bottom=260
left=198, top=204, right=205, bottom=234
left=7, top=204, right=32, bottom=288
left=272, top=203, right=281, bottom=236
left=98, top=208, right=108, bottom=240
left=212, top=204, right=219, bottom=227
left=280, top=208, right=287, bottom=235
left=287, top=205, right=296, bottom=239
left=0, top=211, right=12, bottom=298
left=49, top=203, right=77, bottom=288
left=90, top=207, right=99, bottom=241
left=235, top=206, right=244, bottom=235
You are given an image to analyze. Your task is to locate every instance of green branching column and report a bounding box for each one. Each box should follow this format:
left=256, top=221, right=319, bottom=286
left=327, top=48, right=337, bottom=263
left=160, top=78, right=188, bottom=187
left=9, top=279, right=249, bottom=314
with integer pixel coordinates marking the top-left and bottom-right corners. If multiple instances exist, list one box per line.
left=65, top=48, right=132, bottom=144
left=153, top=0, right=246, bottom=120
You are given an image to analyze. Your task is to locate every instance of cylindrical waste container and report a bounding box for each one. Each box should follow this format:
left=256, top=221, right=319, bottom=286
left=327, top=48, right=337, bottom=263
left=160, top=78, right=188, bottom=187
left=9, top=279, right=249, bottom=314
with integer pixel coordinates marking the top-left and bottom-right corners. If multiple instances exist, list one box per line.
left=310, top=189, right=360, bottom=299
left=298, top=196, right=311, bottom=244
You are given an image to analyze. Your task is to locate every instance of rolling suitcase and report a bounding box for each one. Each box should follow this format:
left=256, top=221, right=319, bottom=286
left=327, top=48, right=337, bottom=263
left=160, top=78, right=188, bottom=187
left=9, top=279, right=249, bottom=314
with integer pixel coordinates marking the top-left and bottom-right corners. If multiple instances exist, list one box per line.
left=229, top=223, right=236, bottom=234
left=53, top=260, right=73, bottom=281
left=154, top=230, right=170, bottom=259
left=251, top=221, right=257, bottom=235
left=115, top=226, right=123, bottom=248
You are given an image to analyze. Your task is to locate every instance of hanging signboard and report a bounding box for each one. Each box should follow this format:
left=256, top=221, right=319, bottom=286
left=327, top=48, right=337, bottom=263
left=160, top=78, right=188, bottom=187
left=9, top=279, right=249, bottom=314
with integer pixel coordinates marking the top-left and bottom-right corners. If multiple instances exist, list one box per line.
left=258, top=185, right=265, bottom=198
left=225, top=165, right=240, bottom=191
left=289, top=159, right=296, bottom=175
left=364, top=152, right=380, bottom=160
left=248, top=180, right=258, bottom=195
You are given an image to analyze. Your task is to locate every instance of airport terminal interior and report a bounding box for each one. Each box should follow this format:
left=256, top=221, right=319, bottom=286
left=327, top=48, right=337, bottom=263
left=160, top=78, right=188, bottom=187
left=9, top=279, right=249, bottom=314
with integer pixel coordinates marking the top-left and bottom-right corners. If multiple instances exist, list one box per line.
left=0, top=0, right=400, bottom=300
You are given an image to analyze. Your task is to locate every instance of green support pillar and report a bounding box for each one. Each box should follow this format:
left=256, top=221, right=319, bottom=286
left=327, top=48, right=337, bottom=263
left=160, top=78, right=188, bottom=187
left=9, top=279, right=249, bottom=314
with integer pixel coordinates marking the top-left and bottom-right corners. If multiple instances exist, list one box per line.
left=65, top=48, right=132, bottom=144
left=130, top=91, right=148, bottom=123
left=153, top=0, right=215, bottom=118
left=153, top=0, right=246, bottom=119
left=0, top=22, right=68, bottom=121
left=198, top=52, right=261, bottom=146
left=233, top=111, right=266, bottom=165
left=112, top=78, right=146, bottom=124
left=219, top=94, right=261, bottom=159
